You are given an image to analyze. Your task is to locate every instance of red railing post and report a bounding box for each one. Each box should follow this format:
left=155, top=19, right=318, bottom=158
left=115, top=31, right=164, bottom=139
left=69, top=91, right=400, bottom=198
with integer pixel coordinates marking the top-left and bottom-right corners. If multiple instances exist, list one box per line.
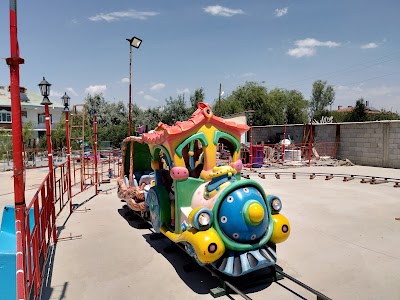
left=65, top=107, right=73, bottom=213
left=308, top=122, right=313, bottom=167
left=93, top=114, right=98, bottom=195
left=7, top=0, right=27, bottom=298
left=43, top=96, right=57, bottom=244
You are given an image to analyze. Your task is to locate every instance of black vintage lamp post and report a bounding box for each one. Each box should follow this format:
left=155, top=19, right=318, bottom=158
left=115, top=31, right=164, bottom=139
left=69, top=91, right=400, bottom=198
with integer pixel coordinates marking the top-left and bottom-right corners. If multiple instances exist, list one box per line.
left=61, top=92, right=73, bottom=213
left=38, top=77, right=57, bottom=242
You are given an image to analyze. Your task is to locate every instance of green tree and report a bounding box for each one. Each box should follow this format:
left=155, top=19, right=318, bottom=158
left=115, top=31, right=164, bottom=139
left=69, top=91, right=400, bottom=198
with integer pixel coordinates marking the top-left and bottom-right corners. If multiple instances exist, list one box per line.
left=141, top=107, right=164, bottom=130
left=214, top=82, right=308, bottom=125
left=284, top=90, right=309, bottom=124
left=330, top=110, right=349, bottom=123
left=85, top=94, right=128, bottom=148
left=310, top=80, right=335, bottom=120
left=52, top=113, right=66, bottom=146
left=162, top=95, right=191, bottom=125
left=218, top=81, right=278, bottom=125
left=367, top=110, right=400, bottom=121
left=22, top=120, right=34, bottom=148
left=190, top=88, right=205, bottom=113
left=347, top=98, right=367, bottom=122
left=0, top=128, right=12, bottom=160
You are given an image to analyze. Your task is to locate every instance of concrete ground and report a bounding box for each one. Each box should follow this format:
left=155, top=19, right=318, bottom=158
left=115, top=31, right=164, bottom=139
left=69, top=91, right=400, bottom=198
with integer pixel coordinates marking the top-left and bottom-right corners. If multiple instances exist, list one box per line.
left=1, top=165, right=400, bottom=299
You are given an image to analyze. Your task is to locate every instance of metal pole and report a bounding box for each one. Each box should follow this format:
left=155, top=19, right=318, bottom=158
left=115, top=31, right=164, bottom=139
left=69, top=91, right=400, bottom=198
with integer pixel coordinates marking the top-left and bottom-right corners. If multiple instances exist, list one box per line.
left=93, top=114, right=98, bottom=195
left=282, top=121, right=286, bottom=162
left=44, top=103, right=57, bottom=243
left=308, top=122, right=313, bottom=167
left=249, top=116, right=253, bottom=168
left=218, top=83, right=222, bottom=113
left=65, top=110, right=72, bottom=213
left=128, top=45, right=132, bottom=136
left=7, top=1, right=27, bottom=298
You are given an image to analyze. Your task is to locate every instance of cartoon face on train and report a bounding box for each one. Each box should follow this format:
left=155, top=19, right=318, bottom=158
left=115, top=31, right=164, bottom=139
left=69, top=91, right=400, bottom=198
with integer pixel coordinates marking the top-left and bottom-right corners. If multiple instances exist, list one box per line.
left=143, top=103, right=290, bottom=276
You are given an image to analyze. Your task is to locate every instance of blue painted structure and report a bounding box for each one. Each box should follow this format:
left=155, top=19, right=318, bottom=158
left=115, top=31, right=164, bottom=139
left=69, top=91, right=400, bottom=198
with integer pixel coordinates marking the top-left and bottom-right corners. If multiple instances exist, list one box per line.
left=0, top=205, right=35, bottom=300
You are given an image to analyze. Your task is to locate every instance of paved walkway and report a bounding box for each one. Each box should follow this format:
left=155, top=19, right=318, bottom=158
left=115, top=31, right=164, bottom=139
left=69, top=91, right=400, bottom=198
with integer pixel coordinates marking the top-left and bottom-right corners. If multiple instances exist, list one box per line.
left=1, top=165, right=400, bottom=299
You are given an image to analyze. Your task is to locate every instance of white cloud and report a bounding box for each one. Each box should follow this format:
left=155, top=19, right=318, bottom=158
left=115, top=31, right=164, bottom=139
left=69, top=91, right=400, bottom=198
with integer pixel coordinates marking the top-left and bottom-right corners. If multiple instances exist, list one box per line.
left=50, top=91, right=63, bottom=98
left=144, top=94, right=158, bottom=102
left=224, top=72, right=255, bottom=79
left=287, top=38, right=340, bottom=58
left=85, top=85, right=107, bottom=95
left=361, top=42, right=378, bottom=49
left=66, top=87, right=78, bottom=96
left=121, top=78, right=129, bottom=84
left=203, top=5, right=244, bottom=17
left=137, top=91, right=145, bottom=95
left=295, top=38, right=340, bottom=48
left=89, top=10, right=159, bottom=22
left=177, top=88, right=190, bottom=94
left=275, top=7, right=288, bottom=17
left=239, top=72, right=256, bottom=78
left=150, top=83, right=166, bottom=91
left=287, top=47, right=316, bottom=58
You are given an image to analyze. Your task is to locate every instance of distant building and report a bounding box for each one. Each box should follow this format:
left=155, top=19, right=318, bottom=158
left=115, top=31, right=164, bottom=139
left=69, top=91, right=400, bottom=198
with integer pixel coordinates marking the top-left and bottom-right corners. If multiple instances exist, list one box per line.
left=336, top=100, right=381, bottom=114
left=0, top=85, right=64, bottom=141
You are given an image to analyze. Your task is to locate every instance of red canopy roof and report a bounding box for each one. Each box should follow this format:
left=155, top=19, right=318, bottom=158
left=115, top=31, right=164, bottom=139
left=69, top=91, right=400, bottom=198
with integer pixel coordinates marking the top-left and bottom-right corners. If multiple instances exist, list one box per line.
left=142, top=102, right=249, bottom=145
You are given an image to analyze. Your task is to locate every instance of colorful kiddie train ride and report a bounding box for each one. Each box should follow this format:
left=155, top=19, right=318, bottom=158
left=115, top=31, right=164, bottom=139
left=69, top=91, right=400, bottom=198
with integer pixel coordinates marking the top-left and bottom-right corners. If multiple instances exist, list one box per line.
left=117, top=102, right=290, bottom=276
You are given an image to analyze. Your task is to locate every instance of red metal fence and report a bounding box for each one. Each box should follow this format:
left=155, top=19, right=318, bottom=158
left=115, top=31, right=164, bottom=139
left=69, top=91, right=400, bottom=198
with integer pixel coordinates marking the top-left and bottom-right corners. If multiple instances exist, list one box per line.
left=16, top=151, right=122, bottom=299
left=23, top=174, right=56, bottom=298
left=241, top=142, right=340, bottom=167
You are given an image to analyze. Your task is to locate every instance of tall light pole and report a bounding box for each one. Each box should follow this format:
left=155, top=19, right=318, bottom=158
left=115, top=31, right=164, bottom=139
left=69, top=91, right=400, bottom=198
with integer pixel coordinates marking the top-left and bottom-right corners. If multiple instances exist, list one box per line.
left=38, top=77, right=57, bottom=244
left=126, top=36, right=142, bottom=136
left=62, top=92, right=73, bottom=213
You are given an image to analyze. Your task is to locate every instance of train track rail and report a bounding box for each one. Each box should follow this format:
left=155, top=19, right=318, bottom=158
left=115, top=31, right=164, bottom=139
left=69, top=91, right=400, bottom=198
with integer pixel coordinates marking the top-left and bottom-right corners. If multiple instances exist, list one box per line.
left=122, top=206, right=332, bottom=300
left=240, top=170, right=400, bottom=188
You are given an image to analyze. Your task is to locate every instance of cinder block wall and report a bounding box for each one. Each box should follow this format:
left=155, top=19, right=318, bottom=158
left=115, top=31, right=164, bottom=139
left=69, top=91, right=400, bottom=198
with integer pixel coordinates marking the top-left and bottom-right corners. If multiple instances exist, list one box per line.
left=252, top=121, right=400, bottom=168
left=252, top=125, right=305, bottom=144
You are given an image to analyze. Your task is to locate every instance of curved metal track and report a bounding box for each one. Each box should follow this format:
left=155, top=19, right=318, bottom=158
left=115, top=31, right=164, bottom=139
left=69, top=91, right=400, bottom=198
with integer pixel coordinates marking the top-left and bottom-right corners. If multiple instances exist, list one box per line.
left=122, top=205, right=332, bottom=300
left=241, top=169, right=400, bottom=187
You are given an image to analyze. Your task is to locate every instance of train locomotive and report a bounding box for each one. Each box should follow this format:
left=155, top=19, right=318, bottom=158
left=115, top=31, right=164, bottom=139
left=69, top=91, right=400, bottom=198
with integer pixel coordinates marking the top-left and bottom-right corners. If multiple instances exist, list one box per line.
left=117, top=102, right=290, bottom=277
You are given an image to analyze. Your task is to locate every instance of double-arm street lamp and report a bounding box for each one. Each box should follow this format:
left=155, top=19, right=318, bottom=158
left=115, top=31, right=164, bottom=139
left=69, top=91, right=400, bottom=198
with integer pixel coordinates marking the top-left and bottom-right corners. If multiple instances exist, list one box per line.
left=126, top=36, right=142, bottom=136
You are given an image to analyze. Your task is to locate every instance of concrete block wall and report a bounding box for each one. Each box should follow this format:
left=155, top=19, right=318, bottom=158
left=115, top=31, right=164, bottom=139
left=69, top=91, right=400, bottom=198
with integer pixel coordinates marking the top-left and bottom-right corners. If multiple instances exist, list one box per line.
left=314, top=124, right=337, bottom=143
left=252, top=125, right=305, bottom=144
left=337, top=122, right=384, bottom=167
left=388, top=122, right=400, bottom=168
left=251, top=120, right=400, bottom=169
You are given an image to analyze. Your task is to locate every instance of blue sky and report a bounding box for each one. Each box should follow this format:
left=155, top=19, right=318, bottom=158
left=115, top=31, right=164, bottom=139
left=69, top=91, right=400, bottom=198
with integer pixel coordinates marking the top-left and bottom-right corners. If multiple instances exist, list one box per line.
left=1, top=1, right=400, bottom=112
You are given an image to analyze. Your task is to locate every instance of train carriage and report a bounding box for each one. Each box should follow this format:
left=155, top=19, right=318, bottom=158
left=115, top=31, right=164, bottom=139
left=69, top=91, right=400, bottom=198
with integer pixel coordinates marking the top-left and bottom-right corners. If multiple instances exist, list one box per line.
left=117, top=102, right=290, bottom=276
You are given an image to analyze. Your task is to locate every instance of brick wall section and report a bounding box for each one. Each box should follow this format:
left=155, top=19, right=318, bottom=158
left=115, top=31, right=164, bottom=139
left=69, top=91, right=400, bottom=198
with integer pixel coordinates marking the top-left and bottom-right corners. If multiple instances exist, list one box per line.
left=252, top=120, right=400, bottom=168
